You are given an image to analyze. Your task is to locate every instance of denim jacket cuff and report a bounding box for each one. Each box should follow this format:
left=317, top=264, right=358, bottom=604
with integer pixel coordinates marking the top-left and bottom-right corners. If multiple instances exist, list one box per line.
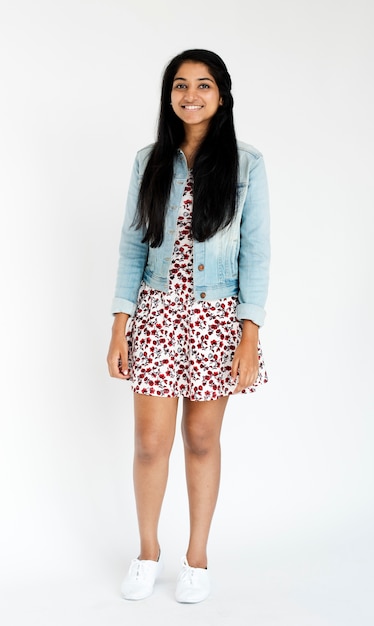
left=111, top=297, right=136, bottom=317
left=236, top=303, right=266, bottom=327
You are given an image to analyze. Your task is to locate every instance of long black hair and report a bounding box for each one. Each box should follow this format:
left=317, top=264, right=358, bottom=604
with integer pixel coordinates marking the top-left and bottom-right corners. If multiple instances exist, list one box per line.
left=135, top=49, right=239, bottom=247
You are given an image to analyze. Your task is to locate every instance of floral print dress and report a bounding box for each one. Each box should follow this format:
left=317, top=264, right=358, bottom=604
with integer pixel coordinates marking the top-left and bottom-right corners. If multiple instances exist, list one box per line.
left=126, top=172, right=268, bottom=401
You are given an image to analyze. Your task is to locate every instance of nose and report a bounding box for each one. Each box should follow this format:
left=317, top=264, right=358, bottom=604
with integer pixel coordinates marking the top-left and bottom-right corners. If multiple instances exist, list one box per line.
left=183, top=87, right=198, bottom=102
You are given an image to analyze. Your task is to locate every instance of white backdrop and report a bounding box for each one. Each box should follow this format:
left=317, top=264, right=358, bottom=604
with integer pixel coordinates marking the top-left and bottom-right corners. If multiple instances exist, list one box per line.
left=1, top=1, right=373, bottom=625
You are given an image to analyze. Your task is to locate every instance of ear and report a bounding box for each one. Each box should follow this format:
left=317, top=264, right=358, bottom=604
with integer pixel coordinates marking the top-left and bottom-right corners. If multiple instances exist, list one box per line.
left=219, top=97, right=223, bottom=105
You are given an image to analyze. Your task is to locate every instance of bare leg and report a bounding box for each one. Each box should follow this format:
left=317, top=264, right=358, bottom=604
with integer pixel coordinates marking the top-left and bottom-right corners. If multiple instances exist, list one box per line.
left=133, top=393, right=178, bottom=560
left=181, top=396, right=229, bottom=568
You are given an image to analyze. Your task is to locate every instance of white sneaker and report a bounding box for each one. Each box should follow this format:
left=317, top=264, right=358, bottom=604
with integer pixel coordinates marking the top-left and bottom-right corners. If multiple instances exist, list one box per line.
left=175, top=556, right=211, bottom=603
left=121, top=555, right=163, bottom=600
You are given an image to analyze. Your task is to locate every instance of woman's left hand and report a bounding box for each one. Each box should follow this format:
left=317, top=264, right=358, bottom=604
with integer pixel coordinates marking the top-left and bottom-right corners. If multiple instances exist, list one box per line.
left=231, top=320, right=259, bottom=393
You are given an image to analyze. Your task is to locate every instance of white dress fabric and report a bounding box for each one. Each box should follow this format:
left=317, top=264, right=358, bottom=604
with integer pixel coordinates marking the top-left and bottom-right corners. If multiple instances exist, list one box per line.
left=126, top=172, right=268, bottom=401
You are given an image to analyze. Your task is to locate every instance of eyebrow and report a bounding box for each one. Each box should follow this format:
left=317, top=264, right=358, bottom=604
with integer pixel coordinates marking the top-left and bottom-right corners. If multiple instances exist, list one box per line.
left=173, top=76, right=215, bottom=83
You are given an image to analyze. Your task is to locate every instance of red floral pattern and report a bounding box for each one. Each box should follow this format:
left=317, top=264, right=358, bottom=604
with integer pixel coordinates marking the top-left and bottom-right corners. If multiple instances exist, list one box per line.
left=126, top=173, right=268, bottom=401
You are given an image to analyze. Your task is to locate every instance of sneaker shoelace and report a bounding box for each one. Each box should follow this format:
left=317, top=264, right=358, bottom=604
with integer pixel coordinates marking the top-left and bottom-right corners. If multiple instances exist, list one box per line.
left=179, top=559, right=199, bottom=585
left=129, top=559, right=152, bottom=581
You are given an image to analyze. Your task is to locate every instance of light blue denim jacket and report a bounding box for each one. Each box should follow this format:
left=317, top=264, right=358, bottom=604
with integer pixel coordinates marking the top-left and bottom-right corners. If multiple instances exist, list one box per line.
left=112, top=140, right=270, bottom=326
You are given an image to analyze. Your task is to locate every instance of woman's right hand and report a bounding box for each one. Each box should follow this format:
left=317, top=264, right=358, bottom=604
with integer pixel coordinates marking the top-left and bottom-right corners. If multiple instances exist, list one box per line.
left=107, top=313, right=131, bottom=379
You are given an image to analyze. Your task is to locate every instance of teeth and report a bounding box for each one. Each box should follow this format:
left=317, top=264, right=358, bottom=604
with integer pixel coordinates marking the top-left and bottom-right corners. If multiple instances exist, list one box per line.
left=184, top=105, right=202, bottom=110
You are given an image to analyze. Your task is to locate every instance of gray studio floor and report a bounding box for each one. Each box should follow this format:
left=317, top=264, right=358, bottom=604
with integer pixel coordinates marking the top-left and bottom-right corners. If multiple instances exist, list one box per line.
left=1, top=536, right=372, bottom=626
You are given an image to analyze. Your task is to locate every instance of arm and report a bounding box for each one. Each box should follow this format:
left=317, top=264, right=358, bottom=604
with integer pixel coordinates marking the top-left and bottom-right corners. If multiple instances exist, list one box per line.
left=231, top=319, right=259, bottom=392
left=108, top=151, right=149, bottom=379
left=237, top=155, right=270, bottom=326
left=232, top=154, right=270, bottom=392
left=111, top=153, right=149, bottom=316
left=107, top=312, right=131, bottom=379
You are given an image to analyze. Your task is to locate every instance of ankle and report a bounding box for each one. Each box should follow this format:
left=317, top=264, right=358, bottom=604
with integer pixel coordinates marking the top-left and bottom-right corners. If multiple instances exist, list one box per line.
left=186, top=552, right=208, bottom=569
left=138, top=545, right=161, bottom=562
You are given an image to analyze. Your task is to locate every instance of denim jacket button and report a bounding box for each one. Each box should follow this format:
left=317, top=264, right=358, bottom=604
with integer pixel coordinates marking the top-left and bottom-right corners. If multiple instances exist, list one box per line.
left=200, top=292, right=206, bottom=298
left=198, top=264, right=204, bottom=271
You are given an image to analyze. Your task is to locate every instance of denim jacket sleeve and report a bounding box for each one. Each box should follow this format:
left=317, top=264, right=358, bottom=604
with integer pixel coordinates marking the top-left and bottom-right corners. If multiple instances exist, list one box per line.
left=111, top=154, right=148, bottom=316
left=237, top=154, right=270, bottom=326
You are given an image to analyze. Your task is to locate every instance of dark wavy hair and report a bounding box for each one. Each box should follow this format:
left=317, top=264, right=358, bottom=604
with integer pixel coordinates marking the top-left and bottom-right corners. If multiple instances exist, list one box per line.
left=135, top=49, right=239, bottom=247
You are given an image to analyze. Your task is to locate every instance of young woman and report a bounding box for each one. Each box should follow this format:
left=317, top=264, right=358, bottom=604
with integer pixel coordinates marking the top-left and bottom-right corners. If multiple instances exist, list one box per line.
left=107, top=49, right=270, bottom=603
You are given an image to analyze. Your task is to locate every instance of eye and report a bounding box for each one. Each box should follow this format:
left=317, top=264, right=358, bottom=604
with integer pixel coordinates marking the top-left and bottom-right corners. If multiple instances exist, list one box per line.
left=174, top=83, right=187, bottom=89
left=199, top=83, right=210, bottom=89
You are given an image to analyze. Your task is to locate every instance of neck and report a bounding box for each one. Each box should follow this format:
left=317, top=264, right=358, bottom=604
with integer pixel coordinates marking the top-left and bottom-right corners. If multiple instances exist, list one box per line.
left=181, top=125, right=208, bottom=167
left=183, top=123, right=208, bottom=148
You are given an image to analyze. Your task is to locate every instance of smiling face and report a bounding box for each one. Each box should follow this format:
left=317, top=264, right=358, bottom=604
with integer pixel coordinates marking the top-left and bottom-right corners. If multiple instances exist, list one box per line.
left=170, top=61, right=222, bottom=133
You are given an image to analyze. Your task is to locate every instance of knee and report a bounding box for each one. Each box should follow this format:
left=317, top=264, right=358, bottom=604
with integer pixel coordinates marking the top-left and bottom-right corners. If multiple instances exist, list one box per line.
left=182, top=425, right=216, bottom=457
left=135, top=433, right=169, bottom=463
